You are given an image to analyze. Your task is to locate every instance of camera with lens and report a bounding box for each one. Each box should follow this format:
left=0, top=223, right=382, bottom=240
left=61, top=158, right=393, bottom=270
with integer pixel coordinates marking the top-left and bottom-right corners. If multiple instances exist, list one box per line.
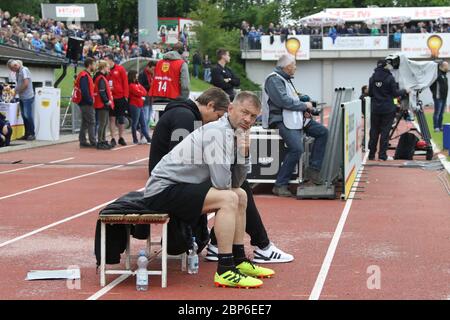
left=300, top=94, right=322, bottom=116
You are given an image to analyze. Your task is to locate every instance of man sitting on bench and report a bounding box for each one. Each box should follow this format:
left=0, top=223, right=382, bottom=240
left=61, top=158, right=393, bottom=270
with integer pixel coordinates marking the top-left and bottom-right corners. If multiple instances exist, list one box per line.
left=149, top=87, right=294, bottom=264
left=143, top=91, right=275, bottom=288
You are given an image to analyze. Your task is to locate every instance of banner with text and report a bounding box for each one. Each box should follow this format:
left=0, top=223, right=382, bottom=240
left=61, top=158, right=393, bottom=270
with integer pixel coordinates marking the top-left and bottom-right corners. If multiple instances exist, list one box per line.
left=343, top=99, right=364, bottom=200
left=323, top=36, right=388, bottom=51
left=401, top=33, right=450, bottom=58
left=261, top=35, right=310, bottom=61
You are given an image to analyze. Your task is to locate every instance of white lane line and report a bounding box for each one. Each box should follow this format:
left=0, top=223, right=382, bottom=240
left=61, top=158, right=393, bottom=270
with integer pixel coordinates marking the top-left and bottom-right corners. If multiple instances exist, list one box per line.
left=0, top=157, right=74, bottom=175
left=50, top=157, right=75, bottom=164
left=309, top=154, right=368, bottom=300
left=0, top=187, right=145, bottom=249
left=0, top=157, right=148, bottom=202
left=88, top=212, right=217, bottom=300
left=112, top=145, right=137, bottom=152
left=87, top=275, right=130, bottom=301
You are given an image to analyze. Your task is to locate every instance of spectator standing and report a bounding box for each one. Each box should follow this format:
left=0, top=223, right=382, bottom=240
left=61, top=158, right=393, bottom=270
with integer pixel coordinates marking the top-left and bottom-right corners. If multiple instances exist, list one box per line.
left=150, top=42, right=190, bottom=101
left=93, top=60, right=114, bottom=150
left=211, top=48, right=240, bottom=101
left=203, top=54, right=212, bottom=83
left=104, top=53, right=129, bottom=147
left=429, top=61, right=448, bottom=132
left=7, top=59, right=35, bottom=141
left=138, top=60, right=157, bottom=134
left=192, top=50, right=202, bottom=79
left=75, top=57, right=97, bottom=148
left=128, top=70, right=152, bottom=144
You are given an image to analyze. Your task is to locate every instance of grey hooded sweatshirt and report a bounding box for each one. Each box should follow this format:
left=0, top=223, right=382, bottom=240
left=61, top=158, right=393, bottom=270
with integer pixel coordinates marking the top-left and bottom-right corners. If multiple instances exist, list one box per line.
left=144, top=114, right=251, bottom=198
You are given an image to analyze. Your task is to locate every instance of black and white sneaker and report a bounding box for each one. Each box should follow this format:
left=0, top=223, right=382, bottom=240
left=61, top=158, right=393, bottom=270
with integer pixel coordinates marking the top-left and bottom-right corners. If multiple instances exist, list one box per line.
left=252, top=243, right=294, bottom=264
left=205, top=243, right=218, bottom=261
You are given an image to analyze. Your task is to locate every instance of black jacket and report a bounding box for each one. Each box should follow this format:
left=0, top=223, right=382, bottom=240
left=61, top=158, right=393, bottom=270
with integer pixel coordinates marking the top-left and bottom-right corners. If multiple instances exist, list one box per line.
left=211, top=63, right=240, bottom=100
left=94, top=191, right=209, bottom=265
left=79, top=74, right=93, bottom=106
left=369, top=66, right=407, bottom=114
left=430, top=69, right=448, bottom=101
left=148, top=99, right=202, bottom=175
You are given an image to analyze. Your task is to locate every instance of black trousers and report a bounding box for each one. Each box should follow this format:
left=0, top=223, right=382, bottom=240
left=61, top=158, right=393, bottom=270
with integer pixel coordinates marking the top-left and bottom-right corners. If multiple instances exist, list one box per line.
left=369, top=112, right=396, bottom=160
left=209, top=180, right=270, bottom=249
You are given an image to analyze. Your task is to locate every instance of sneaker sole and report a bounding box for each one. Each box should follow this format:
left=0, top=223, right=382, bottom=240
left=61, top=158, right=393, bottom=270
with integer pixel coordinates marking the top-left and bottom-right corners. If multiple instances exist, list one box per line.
left=252, top=258, right=294, bottom=264
left=204, top=256, right=218, bottom=262
left=214, top=282, right=262, bottom=289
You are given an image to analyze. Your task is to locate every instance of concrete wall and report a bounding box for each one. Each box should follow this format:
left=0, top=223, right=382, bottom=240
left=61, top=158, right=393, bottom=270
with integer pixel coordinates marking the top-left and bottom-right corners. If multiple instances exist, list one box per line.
left=245, top=58, right=438, bottom=107
left=0, top=65, right=56, bottom=88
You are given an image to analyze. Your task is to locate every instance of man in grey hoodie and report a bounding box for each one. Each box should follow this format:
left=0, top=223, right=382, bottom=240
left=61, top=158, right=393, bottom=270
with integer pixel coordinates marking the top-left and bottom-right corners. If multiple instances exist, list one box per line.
left=144, top=91, right=275, bottom=288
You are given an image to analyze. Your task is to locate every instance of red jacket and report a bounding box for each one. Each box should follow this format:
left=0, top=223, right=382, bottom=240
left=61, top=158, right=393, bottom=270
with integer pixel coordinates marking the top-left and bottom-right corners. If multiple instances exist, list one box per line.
left=106, top=64, right=129, bottom=99
left=150, top=59, right=184, bottom=99
left=128, top=82, right=147, bottom=107
left=73, top=70, right=94, bottom=105
left=94, top=73, right=114, bottom=110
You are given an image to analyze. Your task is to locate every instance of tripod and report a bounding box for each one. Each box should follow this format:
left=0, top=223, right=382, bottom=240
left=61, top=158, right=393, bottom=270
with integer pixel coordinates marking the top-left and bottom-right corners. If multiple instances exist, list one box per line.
left=389, top=90, right=433, bottom=160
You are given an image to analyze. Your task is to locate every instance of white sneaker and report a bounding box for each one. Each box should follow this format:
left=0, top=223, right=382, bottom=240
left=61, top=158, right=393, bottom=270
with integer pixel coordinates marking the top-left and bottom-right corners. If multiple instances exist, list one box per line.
left=252, top=243, right=294, bottom=264
left=204, top=243, right=218, bottom=261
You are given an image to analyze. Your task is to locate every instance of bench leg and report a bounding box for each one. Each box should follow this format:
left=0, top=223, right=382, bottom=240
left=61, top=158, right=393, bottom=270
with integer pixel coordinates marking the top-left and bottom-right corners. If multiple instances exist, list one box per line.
left=161, top=222, right=168, bottom=288
left=125, top=225, right=131, bottom=270
left=181, top=253, right=187, bottom=272
left=146, top=224, right=151, bottom=256
left=100, top=222, right=106, bottom=287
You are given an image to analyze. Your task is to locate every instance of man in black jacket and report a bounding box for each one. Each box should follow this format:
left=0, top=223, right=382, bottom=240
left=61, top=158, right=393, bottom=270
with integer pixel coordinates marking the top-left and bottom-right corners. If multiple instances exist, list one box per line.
left=429, top=61, right=448, bottom=132
left=149, top=87, right=294, bottom=264
left=211, top=49, right=240, bottom=101
left=368, top=59, right=410, bottom=161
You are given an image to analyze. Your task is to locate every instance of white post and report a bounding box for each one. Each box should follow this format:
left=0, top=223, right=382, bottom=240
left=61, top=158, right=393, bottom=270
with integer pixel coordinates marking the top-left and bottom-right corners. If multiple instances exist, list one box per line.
left=161, top=222, right=168, bottom=288
left=100, top=222, right=106, bottom=287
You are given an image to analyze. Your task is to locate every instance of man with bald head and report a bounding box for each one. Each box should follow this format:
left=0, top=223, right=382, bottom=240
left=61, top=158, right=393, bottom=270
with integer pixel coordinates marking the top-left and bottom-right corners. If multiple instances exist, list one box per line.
left=263, top=54, right=328, bottom=197
left=430, top=61, right=448, bottom=132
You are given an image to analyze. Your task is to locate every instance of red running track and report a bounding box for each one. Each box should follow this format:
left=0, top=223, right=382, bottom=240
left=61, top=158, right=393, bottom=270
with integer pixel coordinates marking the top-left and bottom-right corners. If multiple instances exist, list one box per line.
left=0, top=128, right=449, bottom=300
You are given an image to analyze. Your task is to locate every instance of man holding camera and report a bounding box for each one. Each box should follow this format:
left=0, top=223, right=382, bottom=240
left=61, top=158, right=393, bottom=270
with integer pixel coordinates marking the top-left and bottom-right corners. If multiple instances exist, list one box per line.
left=263, top=54, right=329, bottom=197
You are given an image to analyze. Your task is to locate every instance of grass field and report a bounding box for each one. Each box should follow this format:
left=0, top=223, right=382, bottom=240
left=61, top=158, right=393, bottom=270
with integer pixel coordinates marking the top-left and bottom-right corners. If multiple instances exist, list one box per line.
left=425, top=111, right=450, bottom=160
left=54, top=66, right=212, bottom=99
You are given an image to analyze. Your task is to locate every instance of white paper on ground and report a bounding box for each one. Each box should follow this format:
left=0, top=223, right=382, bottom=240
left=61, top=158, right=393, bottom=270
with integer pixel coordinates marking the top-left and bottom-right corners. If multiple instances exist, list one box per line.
left=25, top=269, right=80, bottom=281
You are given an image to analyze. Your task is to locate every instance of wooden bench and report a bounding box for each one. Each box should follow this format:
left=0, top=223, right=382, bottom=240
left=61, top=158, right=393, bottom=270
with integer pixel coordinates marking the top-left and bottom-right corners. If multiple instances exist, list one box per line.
left=98, top=213, right=186, bottom=288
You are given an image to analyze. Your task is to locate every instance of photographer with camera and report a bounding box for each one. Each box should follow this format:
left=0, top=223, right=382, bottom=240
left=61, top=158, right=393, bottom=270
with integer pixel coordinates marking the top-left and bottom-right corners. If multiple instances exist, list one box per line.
left=262, top=54, right=329, bottom=197
left=368, top=59, right=410, bottom=161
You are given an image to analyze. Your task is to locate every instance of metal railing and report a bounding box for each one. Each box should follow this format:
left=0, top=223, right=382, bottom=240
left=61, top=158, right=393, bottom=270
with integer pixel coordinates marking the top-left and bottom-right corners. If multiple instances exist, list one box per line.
left=241, top=34, right=407, bottom=51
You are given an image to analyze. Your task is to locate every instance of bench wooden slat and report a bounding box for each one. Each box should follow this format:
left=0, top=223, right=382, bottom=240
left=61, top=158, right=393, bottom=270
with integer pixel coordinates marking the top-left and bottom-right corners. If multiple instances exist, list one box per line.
left=99, top=213, right=169, bottom=224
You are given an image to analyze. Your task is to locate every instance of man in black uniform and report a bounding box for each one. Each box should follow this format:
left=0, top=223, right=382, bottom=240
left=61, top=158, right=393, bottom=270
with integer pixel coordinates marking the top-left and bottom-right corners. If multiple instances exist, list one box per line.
left=368, top=59, right=410, bottom=161
left=211, top=49, right=240, bottom=101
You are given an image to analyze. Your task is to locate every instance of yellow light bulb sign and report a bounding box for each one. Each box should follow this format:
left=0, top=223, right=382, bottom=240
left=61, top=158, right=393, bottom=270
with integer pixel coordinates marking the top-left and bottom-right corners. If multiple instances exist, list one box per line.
left=285, top=38, right=301, bottom=57
left=41, top=99, right=51, bottom=108
left=427, top=35, right=443, bottom=58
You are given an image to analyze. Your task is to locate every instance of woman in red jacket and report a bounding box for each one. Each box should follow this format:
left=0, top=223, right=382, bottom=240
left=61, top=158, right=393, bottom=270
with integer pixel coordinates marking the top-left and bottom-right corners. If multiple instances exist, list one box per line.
left=93, top=60, right=114, bottom=150
left=128, top=70, right=152, bottom=144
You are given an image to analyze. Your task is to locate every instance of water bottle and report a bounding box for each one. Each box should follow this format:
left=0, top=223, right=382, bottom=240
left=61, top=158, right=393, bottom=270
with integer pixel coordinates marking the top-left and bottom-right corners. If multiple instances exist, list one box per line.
left=187, top=237, right=199, bottom=274
left=136, top=250, right=149, bottom=291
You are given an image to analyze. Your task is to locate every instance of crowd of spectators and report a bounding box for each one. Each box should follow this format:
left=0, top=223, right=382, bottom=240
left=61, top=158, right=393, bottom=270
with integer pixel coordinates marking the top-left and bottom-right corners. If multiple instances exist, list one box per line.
left=0, top=9, right=190, bottom=64
left=240, top=19, right=450, bottom=50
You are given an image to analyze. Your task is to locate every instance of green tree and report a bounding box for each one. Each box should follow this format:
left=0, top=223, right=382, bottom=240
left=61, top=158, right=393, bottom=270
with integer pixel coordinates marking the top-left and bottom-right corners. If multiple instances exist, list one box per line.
left=190, top=0, right=260, bottom=91
left=0, top=0, right=44, bottom=17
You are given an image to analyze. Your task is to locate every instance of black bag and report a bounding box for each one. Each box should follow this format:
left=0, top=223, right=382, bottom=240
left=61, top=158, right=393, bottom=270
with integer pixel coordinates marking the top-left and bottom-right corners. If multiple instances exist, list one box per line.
left=394, top=132, right=418, bottom=160
left=167, top=215, right=210, bottom=255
